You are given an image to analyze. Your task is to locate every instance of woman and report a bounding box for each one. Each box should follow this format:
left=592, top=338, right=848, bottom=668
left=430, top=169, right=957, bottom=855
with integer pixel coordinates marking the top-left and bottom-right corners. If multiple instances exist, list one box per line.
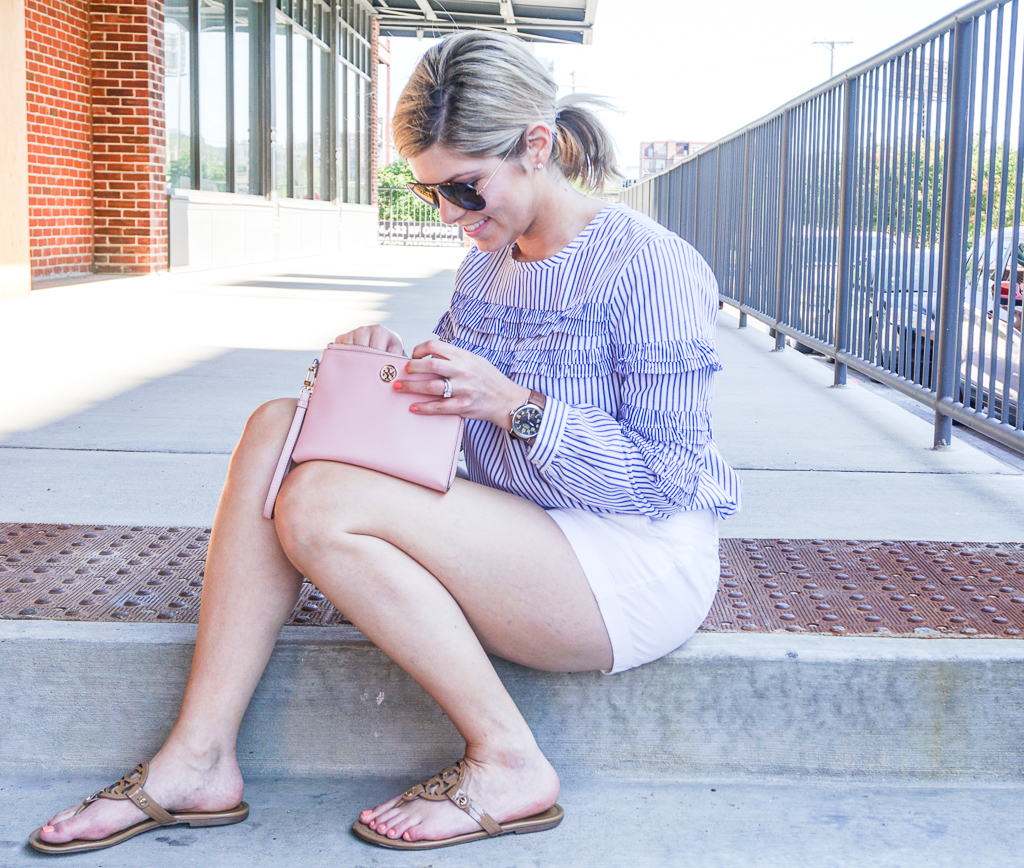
left=30, top=31, right=740, bottom=854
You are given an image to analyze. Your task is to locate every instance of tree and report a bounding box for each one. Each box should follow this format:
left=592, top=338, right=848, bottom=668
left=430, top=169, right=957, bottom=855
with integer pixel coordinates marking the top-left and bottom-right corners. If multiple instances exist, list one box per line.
left=377, top=160, right=440, bottom=223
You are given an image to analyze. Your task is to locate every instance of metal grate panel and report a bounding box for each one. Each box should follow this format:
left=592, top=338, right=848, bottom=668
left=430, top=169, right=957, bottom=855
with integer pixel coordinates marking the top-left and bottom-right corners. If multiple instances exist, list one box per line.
left=3, top=525, right=1023, bottom=636
left=707, top=538, right=1024, bottom=636
left=0, top=524, right=343, bottom=626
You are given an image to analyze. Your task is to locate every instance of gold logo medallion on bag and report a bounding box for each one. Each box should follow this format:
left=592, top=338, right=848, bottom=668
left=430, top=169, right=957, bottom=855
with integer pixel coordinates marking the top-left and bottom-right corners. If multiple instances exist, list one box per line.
left=380, top=365, right=398, bottom=383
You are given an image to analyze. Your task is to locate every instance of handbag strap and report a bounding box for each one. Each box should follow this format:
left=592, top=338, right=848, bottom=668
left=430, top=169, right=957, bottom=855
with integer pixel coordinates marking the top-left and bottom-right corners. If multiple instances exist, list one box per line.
left=263, top=361, right=318, bottom=520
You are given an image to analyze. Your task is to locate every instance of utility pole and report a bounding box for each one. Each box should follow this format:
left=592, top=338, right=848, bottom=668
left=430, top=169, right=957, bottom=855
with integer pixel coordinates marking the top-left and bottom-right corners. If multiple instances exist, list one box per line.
left=812, top=40, right=853, bottom=79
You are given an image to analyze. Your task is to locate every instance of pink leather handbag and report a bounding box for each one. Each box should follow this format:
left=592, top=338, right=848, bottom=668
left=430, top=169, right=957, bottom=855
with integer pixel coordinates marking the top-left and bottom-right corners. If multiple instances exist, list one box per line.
left=263, top=343, right=464, bottom=519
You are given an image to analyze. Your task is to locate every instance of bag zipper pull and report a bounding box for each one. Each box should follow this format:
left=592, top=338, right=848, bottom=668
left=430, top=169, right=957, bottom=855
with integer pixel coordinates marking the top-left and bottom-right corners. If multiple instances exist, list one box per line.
left=303, top=359, right=320, bottom=393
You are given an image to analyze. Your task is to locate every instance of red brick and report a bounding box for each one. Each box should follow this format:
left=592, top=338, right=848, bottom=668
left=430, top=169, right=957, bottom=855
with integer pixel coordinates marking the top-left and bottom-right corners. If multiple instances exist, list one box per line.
left=28, top=0, right=167, bottom=277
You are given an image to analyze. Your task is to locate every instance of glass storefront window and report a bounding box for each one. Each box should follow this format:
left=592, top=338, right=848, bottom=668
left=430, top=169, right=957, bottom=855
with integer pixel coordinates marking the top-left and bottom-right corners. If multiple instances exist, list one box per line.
left=168, top=1, right=372, bottom=204
left=199, top=1, right=228, bottom=192
left=319, top=49, right=331, bottom=201
left=293, top=32, right=309, bottom=199
left=347, top=66, right=358, bottom=203
left=233, top=0, right=255, bottom=194
left=312, top=47, right=323, bottom=200
left=165, top=0, right=191, bottom=188
left=273, top=21, right=289, bottom=197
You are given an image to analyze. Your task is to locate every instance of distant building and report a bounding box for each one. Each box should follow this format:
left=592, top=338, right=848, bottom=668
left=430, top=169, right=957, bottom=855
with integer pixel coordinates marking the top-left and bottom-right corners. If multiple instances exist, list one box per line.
left=639, top=140, right=708, bottom=180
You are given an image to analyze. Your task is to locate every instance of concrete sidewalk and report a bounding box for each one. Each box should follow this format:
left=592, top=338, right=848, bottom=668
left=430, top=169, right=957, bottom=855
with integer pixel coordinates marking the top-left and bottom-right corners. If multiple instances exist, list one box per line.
left=2, top=246, right=1023, bottom=867
left=2, top=244, right=1023, bottom=538
left=6, top=771, right=1022, bottom=868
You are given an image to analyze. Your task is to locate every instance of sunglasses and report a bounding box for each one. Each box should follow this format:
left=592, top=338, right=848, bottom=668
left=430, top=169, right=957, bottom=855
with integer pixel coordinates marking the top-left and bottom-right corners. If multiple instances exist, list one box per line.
left=407, top=146, right=514, bottom=212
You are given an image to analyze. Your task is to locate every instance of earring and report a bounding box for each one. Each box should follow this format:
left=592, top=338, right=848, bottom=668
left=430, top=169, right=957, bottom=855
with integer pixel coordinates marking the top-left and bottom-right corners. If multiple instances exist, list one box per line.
left=536, top=163, right=545, bottom=170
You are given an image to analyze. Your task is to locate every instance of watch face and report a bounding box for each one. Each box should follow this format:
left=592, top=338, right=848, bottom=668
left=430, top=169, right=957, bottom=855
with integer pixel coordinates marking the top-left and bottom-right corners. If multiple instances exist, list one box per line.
left=512, top=405, right=542, bottom=439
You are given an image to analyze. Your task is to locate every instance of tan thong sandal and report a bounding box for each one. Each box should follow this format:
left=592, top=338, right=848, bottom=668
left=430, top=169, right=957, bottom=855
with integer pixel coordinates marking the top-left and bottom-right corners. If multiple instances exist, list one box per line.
left=351, top=759, right=564, bottom=850
left=28, top=761, right=249, bottom=855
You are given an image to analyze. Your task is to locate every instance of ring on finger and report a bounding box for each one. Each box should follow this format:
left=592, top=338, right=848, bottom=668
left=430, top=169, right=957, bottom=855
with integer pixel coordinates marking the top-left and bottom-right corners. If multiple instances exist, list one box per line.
left=442, top=378, right=453, bottom=399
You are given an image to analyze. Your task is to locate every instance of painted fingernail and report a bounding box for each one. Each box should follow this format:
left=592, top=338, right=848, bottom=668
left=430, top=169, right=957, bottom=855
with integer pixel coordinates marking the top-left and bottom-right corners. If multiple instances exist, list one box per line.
left=392, top=381, right=401, bottom=390
left=409, top=405, right=418, bottom=412
left=42, top=825, right=54, bottom=833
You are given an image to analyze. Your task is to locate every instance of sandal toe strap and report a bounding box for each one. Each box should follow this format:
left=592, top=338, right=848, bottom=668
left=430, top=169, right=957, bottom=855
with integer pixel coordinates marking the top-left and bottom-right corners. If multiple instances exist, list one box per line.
left=398, top=760, right=503, bottom=837
left=74, top=761, right=175, bottom=826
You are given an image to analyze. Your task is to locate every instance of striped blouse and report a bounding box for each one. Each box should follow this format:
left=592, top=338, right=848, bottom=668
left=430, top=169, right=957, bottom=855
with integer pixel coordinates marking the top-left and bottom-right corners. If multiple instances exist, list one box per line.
left=434, top=203, right=742, bottom=520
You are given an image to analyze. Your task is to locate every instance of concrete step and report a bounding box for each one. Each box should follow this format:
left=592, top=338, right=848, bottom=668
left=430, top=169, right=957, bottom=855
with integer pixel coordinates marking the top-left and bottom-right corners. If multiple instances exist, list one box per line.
left=2, top=620, right=1022, bottom=783
left=4, top=770, right=1021, bottom=867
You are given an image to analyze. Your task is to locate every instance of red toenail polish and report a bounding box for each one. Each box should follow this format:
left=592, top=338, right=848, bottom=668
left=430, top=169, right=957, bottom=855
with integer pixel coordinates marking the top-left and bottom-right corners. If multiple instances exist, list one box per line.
left=42, top=826, right=54, bottom=833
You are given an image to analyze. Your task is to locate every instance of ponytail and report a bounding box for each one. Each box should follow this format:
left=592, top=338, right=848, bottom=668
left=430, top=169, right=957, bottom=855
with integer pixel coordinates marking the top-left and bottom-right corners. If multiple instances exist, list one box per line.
left=552, top=95, right=622, bottom=192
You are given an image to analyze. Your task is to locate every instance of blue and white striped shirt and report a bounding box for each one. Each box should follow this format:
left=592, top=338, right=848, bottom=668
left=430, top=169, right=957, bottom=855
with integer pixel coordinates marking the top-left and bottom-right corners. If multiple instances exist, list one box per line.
left=435, top=203, right=742, bottom=520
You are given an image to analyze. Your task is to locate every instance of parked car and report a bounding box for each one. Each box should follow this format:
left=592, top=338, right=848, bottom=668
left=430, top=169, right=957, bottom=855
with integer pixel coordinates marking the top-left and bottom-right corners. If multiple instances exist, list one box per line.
left=869, top=228, right=1021, bottom=425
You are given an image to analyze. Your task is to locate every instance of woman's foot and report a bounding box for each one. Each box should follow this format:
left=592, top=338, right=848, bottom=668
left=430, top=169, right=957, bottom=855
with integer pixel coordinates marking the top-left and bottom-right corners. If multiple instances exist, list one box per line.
left=357, top=745, right=559, bottom=844
left=36, top=743, right=244, bottom=846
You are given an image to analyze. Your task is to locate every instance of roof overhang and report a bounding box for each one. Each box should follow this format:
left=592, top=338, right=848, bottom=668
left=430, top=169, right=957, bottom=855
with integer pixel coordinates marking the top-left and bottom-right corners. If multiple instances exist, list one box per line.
left=367, top=1, right=597, bottom=45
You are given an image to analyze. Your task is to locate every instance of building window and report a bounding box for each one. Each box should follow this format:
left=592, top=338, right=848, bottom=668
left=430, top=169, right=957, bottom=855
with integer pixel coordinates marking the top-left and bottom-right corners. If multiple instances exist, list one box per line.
left=199, top=1, right=228, bottom=191
left=165, top=0, right=192, bottom=188
left=234, top=0, right=256, bottom=193
left=338, top=0, right=372, bottom=204
left=167, top=0, right=373, bottom=203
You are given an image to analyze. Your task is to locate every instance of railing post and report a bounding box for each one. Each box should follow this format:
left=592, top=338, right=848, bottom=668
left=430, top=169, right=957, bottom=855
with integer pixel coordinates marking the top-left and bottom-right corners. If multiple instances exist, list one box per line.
left=737, top=131, right=751, bottom=328
left=833, top=77, right=859, bottom=387
left=773, top=109, right=791, bottom=351
left=934, top=17, right=974, bottom=448
left=693, top=153, right=701, bottom=247
left=712, top=148, right=721, bottom=277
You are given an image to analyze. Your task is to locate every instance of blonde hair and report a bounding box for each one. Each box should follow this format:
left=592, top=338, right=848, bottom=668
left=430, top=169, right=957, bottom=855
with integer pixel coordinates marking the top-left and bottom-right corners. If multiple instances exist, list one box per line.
left=393, top=31, right=621, bottom=192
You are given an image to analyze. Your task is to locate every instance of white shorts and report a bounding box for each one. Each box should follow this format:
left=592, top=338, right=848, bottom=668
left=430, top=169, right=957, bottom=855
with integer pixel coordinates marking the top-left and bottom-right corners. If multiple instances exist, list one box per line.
left=547, top=508, right=720, bottom=674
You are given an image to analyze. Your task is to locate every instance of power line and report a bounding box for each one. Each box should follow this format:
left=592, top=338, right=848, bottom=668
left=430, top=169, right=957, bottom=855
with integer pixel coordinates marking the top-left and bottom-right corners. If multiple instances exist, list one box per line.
left=812, top=40, right=854, bottom=79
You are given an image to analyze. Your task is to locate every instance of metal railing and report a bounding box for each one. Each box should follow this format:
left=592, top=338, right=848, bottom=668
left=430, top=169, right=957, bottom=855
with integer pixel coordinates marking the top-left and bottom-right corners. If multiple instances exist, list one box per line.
left=623, top=0, right=1024, bottom=455
left=378, top=187, right=464, bottom=246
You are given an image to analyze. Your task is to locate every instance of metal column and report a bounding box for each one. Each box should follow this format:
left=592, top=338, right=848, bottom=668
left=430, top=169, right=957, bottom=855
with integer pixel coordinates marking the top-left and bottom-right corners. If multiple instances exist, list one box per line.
left=833, top=78, right=859, bottom=386
left=934, top=18, right=975, bottom=447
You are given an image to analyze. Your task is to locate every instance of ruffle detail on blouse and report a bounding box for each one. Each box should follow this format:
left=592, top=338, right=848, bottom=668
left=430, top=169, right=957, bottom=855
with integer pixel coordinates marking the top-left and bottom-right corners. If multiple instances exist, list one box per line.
left=446, top=293, right=609, bottom=339
left=619, top=403, right=713, bottom=442
left=443, top=340, right=615, bottom=378
left=613, top=339, right=723, bottom=375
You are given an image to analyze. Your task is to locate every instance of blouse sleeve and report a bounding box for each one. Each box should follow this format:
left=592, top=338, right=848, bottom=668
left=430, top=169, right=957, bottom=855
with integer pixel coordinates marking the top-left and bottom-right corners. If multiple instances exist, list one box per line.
left=526, top=236, right=724, bottom=519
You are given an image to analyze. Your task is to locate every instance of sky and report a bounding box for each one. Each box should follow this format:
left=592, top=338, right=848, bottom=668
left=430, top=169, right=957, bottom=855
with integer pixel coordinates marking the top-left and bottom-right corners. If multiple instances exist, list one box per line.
left=383, top=0, right=970, bottom=178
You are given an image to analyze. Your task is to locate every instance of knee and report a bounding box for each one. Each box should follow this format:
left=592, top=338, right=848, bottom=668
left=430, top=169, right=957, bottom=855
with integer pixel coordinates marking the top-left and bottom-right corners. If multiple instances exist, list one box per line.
left=241, top=398, right=298, bottom=448
left=228, top=399, right=300, bottom=475
left=274, top=461, right=361, bottom=562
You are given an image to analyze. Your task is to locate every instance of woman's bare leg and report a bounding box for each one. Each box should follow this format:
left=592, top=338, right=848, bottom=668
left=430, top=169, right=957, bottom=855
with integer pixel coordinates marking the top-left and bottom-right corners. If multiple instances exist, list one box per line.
left=274, top=461, right=613, bottom=844
left=38, top=399, right=304, bottom=845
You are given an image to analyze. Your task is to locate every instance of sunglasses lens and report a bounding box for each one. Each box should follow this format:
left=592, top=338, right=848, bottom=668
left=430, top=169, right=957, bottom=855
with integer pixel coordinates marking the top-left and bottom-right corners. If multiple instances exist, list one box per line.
left=437, top=184, right=486, bottom=212
left=407, top=182, right=486, bottom=212
left=407, top=183, right=439, bottom=209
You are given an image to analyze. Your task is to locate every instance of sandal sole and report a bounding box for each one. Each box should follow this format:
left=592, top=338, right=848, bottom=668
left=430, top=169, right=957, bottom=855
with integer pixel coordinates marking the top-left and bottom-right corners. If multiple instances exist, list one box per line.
left=351, top=804, right=565, bottom=850
left=27, top=803, right=250, bottom=855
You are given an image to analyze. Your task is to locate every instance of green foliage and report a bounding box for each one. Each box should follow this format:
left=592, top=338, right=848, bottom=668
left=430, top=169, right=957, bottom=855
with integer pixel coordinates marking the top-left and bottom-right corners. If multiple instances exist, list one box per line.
left=378, top=160, right=416, bottom=188
left=854, top=132, right=1024, bottom=250
left=968, top=137, right=1021, bottom=246
left=377, top=160, right=442, bottom=223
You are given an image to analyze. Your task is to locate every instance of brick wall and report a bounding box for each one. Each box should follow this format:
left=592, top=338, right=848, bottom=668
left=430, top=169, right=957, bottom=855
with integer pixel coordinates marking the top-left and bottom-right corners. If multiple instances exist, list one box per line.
left=90, top=0, right=166, bottom=273
left=24, top=0, right=167, bottom=279
left=25, top=0, right=93, bottom=278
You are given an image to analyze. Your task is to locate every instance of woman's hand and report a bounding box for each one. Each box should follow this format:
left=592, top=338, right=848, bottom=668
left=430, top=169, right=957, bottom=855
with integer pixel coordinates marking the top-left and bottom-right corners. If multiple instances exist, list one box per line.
left=397, top=340, right=531, bottom=429
left=334, top=324, right=404, bottom=355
